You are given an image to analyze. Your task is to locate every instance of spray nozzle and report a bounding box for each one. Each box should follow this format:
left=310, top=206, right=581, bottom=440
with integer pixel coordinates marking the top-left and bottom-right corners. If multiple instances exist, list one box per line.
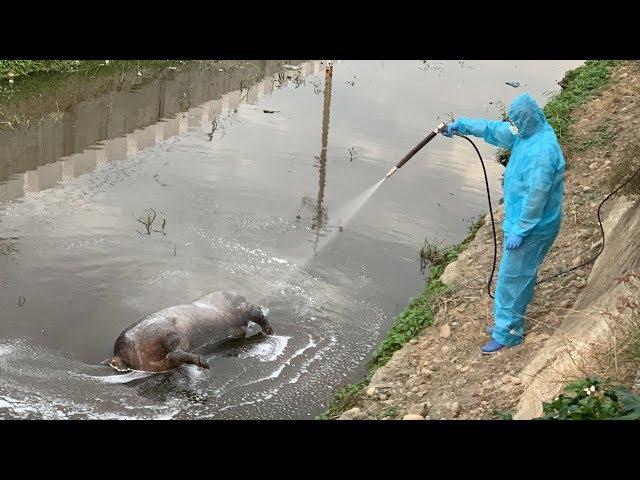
left=384, top=166, right=398, bottom=179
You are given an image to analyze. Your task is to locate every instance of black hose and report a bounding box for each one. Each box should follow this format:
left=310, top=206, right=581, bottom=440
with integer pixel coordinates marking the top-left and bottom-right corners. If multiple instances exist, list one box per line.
left=459, top=135, right=498, bottom=299
left=459, top=134, right=640, bottom=297
left=536, top=159, right=640, bottom=284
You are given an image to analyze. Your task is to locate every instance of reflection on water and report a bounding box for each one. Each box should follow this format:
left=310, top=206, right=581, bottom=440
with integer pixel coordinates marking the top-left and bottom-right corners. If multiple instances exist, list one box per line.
left=312, top=64, right=333, bottom=255
left=0, top=61, right=317, bottom=203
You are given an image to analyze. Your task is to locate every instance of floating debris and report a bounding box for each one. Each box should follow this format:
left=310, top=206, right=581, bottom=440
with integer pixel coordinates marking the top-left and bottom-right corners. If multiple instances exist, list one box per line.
left=505, top=81, right=520, bottom=88
left=153, top=173, right=168, bottom=187
left=263, top=110, right=279, bottom=114
left=17, top=296, right=25, bottom=307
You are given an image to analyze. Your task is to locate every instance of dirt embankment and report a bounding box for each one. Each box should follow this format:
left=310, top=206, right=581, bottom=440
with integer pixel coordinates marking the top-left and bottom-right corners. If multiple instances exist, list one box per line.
left=336, top=61, right=640, bottom=420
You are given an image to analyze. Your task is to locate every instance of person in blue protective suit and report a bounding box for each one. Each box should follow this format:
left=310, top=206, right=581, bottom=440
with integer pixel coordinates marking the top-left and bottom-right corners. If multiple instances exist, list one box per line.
left=442, top=92, right=565, bottom=354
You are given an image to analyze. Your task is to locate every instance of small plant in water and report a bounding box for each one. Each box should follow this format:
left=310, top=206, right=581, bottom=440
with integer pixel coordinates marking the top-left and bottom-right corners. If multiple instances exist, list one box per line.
left=291, top=74, right=305, bottom=88
left=348, top=146, right=359, bottom=162
left=308, top=77, right=323, bottom=94
left=178, top=92, right=191, bottom=112
left=136, top=208, right=167, bottom=236
left=419, top=237, right=453, bottom=273
left=153, top=173, right=167, bottom=187
left=274, top=71, right=287, bottom=89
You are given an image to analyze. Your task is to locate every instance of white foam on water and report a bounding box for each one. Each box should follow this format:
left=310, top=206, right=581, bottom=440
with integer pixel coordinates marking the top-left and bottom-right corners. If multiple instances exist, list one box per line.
left=286, top=334, right=338, bottom=385
left=0, top=345, right=14, bottom=358
left=241, top=334, right=316, bottom=387
left=271, top=257, right=288, bottom=264
left=87, top=370, right=156, bottom=384
left=239, top=335, right=290, bottom=362
left=154, top=410, right=181, bottom=420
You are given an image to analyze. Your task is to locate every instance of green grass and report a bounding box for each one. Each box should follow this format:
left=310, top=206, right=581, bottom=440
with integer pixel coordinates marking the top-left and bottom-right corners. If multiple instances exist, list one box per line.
left=580, top=124, right=616, bottom=150
left=318, top=381, right=368, bottom=419
left=543, top=60, right=620, bottom=143
left=0, top=60, right=92, bottom=78
left=375, top=406, right=398, bottom=420
left=495, top=60, right=621, bottom=166
left=319, top=217, right=485, bottom=419
left=0, top=60, right=184, bottom=106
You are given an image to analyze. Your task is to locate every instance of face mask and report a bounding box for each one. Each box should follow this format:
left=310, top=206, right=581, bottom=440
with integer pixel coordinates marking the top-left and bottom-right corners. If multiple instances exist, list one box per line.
left=506, top=117, right=520, bottom=135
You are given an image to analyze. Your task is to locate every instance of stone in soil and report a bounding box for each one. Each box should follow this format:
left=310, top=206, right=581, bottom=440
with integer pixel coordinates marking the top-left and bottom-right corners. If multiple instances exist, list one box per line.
left=403, top=414, right=424, bottom=420
left=439, top=324, right=451, bottom=338
left=509, top=375, right=522, bottom=385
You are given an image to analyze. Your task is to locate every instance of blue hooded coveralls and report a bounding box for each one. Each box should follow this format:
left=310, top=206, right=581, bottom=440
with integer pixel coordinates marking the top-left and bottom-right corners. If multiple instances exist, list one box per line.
left=454, top=93, right=565, bottom=346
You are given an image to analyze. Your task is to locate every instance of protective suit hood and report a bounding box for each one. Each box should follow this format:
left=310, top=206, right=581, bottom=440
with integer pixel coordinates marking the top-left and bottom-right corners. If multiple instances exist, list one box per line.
left=508, top=93, right=546, bottom=138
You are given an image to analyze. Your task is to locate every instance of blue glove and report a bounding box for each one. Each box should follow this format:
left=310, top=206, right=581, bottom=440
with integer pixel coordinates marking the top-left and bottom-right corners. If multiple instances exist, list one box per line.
left=505, top=233, right=524, bottom=250
left=441, top=120, right=460, bottom=138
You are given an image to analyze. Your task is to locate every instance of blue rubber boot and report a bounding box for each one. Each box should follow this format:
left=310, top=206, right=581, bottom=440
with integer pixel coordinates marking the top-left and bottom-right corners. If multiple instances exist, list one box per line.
left=484, top=326, right=494, bottom=335
left=480, top=339, right=505, bottom=355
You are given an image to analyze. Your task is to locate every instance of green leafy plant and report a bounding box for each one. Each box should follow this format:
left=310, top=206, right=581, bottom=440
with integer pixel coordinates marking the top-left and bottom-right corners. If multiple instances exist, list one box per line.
left=375, top=406, right=398, bottom=419
left=317, top=381, right=366, bottom=419
left=540, top=377, right=640, bottom=420
left=496, top=411, right=513, bottom=420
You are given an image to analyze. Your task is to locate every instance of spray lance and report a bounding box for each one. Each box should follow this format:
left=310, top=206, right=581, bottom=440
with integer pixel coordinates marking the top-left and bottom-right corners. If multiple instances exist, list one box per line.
left=384, top=121, right=450, bottom=179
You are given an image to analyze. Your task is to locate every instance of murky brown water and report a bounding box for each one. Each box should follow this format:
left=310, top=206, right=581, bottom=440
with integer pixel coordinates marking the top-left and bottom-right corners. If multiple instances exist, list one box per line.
left=0, top=60, right=582, bottom=419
